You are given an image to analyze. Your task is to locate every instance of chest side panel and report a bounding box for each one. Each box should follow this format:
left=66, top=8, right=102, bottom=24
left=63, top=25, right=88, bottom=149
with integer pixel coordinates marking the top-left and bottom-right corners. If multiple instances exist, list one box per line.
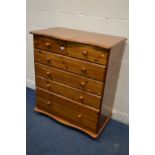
left=98, top=42, right=125, bottom=127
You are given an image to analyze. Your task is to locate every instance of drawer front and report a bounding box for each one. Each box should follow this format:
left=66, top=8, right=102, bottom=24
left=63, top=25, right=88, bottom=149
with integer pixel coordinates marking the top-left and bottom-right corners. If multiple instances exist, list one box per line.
left=36, top=76, right=101, bottom=109
left=34, top=35, right=67, bottom=55
left=36, top=88, right=99, bottom=131
left=35, top=63, right=103, bottom=96
left=34, top=49, right=106, bottom=81
left=67, top=42, right=109, bottom=65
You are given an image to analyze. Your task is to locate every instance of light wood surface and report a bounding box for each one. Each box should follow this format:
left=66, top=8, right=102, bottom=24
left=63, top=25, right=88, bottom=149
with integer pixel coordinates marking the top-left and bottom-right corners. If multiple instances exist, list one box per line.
left=31, top=27, right=126, bottom=138
left=30, top=27, right=126, bottom=49
left=99, top=41, right=125, bottom=127
left=67, top=42, right=109, bottom=65
left=34, top=35, right=67, bottom=55
left=35, top=63, right=104, bottom=96
left=34, top=49, right=107, bottom=81
left=36, top=76, right=101, bottom=109
left=36, top=88, right=99, bottom=131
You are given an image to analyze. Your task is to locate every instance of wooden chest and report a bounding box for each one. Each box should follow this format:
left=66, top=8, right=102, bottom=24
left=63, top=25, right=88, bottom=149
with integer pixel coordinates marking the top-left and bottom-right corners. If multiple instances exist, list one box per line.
left=30, top=27, right=126, bottom=138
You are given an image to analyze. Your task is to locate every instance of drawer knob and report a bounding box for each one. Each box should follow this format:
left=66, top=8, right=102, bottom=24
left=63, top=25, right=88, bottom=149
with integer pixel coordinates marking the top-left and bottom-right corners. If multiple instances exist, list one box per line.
left=60, top=46, right=65, bottom=51
left=78, top=114, right=82, bottom=119
left=81, top=67, right=86, bottom=72
left=46, top=57, right=51, bottom=62
left=79, top=96, right=84, bottom=101
left=101, top=54, right=105, bottom=58
left=82, top=51, right=88, bottom=56
left=45, top=42, right=51, bottom=47
left=46, top=101, right=51, bottom=105
left=46, top=84, right=50, bottom=88
left=80, top=81, right=85, bottom=87
left=46, top=71, right=51, bottom=76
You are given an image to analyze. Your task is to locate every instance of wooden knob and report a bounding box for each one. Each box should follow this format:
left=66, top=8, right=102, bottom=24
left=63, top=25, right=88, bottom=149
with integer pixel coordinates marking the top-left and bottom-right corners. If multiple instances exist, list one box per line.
left=80, top=81, right=85, bottom=87
left=45, top=42, right=50, bottom=47
left=81, top=67, right=86, bottom=72
left=60, top=46, right=65, bottom=51
left=46, top=84, right=50, bottom=88
left=46, top=57, right=51, bottom=62
left=101, top=54, right=105, bottom=58
left=78, top=114, right=82, bottom=119
left=46, top=71, right=51, bottom=76
left=82, top=51, right=88, bottom=56
left=46, top=101, right=51, bottom=105
left=79, top=96, right=84, bottom=101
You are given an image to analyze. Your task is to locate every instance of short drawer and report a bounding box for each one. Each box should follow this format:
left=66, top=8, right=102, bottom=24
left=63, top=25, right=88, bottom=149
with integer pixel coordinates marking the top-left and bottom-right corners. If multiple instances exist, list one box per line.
left=67, top=42, right=109, bottom=65
left=34, top=35, right=67, bottom=55
left=34, top=49, right=107, bottom=81
left=35, top=63, right=103, bottom=96
left=36, top=76, right=102, bottom=109
left=36, top=88, right=100, bottom=131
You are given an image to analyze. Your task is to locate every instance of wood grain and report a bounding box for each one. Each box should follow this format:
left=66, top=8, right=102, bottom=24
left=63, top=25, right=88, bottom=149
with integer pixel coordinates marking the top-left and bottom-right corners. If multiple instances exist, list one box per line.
left=36, top=76, right=101, bottom=109
left=34, top=35, right=67, bottom=55
left=36, top=88, right=100, bottom=131
left=98, top=41, right=125, bottom=127
left=31, top=27, right=126, bottom=138
left=35, top=63, right=103, bottom=96
left=67, top=42, right=109, bottom=65
left=34, top=49, right=107, bottom=81
left=30, top=27, right=126, bottom=49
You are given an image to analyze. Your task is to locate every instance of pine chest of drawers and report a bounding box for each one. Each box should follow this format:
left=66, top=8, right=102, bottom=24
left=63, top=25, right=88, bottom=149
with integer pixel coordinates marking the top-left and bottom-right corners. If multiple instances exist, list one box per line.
left=30, top=27, right=126, bottom=138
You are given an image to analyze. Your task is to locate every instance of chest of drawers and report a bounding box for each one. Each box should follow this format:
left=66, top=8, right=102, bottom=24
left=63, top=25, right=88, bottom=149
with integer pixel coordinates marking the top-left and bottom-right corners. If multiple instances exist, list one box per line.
left=30, top=27, right=126, bottom=138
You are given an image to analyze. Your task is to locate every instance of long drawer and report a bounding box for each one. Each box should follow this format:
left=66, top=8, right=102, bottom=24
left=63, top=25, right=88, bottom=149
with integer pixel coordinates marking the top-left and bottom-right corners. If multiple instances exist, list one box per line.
left=35, top=63, right=103, bottom=96
left=34, top=49, right=106, bottom=81
left=36, top=76, right=101, bottom=109
left=67, top=42, right=109, bottom=65
left=36, top=88, right=100, bottom=131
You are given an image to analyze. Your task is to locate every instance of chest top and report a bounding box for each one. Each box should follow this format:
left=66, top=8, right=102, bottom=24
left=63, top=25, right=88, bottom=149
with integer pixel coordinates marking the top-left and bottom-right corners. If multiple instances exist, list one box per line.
left=30, top=27, right=126, bottom=49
